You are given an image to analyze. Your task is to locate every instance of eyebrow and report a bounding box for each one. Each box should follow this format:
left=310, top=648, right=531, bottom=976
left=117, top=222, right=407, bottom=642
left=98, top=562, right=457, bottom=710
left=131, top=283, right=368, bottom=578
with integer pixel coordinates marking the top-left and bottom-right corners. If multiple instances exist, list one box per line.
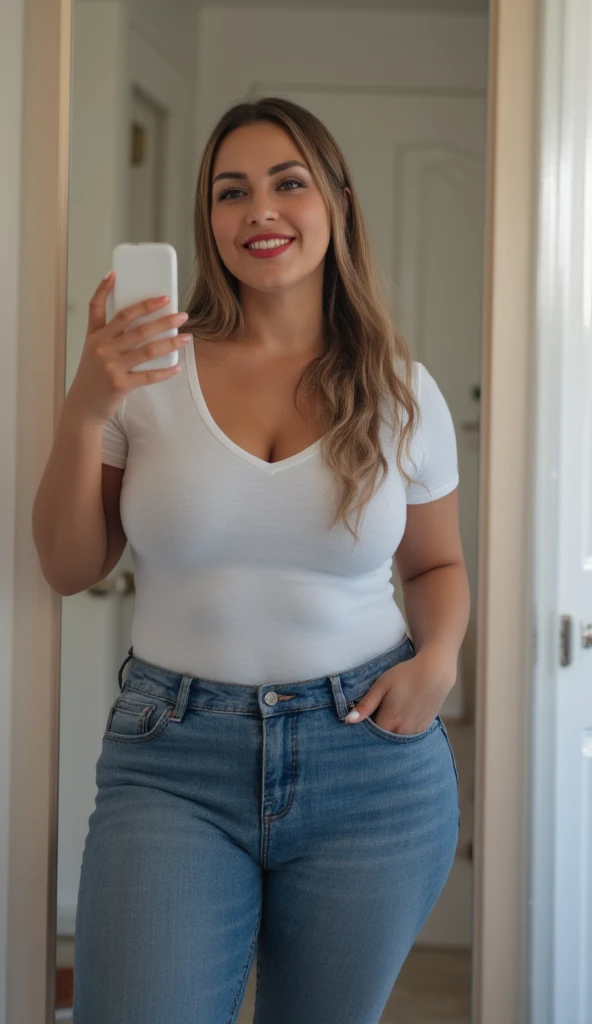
left=212, top=160, right=310, bottom=185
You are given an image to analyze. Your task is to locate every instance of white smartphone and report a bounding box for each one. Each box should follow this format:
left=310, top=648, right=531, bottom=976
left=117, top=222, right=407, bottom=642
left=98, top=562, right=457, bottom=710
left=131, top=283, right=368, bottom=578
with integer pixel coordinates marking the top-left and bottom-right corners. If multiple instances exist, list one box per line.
left=108, top=242, right=180, bottom=372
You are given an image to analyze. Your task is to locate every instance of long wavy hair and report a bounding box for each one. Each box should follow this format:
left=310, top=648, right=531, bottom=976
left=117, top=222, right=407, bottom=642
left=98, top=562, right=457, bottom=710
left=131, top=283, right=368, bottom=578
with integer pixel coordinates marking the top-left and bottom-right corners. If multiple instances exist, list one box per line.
left=185, top=96, right=423, bottom=541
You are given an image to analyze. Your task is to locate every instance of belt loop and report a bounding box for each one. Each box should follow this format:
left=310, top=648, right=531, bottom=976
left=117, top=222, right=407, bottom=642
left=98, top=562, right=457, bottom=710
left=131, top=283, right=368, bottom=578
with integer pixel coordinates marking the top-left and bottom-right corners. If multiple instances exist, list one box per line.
left=118, top=646, right=134, bottom=691
left=170, top=675, right=194, bottom=723
left=329, top=674, right=349, bottom=720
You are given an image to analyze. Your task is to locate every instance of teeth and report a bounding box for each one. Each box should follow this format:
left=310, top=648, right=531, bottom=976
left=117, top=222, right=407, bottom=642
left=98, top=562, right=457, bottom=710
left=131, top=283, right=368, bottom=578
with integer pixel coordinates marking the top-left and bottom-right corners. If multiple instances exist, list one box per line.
left=247, top=238, right=293, bottom=250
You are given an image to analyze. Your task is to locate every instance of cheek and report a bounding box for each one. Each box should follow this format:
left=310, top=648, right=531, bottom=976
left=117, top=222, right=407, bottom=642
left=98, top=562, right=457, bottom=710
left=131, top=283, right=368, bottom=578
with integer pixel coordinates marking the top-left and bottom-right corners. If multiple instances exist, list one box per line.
left=298, top=200, right=331, bottom=249
left=210, top=209, right=235, bottom=253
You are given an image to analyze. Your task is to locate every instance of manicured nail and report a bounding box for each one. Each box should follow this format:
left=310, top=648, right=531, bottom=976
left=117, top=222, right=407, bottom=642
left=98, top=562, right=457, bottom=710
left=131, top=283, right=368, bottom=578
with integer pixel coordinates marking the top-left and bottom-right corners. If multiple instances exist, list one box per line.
left=345, top=709, right=361, bottom=723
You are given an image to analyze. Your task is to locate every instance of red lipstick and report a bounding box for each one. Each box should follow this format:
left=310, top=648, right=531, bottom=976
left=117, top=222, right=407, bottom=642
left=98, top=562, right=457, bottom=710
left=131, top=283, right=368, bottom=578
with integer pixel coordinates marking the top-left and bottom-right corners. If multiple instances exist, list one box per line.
left=243, top=233, right=295, bottom=259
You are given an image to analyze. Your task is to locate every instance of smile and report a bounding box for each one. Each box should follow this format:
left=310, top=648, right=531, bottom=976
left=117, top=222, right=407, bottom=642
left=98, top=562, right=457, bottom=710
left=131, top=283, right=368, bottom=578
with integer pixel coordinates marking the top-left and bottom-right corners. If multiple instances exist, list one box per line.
left=244, top=238, right=295, bottom=259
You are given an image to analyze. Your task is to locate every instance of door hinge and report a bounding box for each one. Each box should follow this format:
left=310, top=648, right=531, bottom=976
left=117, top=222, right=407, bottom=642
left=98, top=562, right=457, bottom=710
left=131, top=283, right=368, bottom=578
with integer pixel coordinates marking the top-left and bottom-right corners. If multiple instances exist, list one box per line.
left=560, top=614, right=572, bottom=666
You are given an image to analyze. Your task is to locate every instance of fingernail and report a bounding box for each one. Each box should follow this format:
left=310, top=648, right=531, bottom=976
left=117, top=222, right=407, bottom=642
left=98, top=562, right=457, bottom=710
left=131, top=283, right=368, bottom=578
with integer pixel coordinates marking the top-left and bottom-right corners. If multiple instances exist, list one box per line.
left=103, top=270, right=114, bottom=280
left=345, top=710, right=361, bottom=723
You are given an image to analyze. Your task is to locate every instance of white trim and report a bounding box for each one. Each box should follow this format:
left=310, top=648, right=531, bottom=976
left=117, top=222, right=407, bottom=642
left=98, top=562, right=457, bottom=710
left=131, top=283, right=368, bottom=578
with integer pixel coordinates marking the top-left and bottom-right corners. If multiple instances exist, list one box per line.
left=529, top=0, right=565, bottom=1018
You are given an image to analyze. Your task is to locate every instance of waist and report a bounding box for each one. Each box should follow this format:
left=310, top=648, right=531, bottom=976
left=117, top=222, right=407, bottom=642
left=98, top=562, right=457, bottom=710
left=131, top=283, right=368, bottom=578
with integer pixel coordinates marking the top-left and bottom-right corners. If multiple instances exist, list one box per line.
left=122, top=632, right=415, bottom=710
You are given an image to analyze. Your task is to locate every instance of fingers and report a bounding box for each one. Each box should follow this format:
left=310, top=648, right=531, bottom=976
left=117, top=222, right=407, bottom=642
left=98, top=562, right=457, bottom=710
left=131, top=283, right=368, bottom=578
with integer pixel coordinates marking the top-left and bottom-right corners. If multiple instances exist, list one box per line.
left=87, top=270, right=115, bottom=334
left=122, top=332, right=192, bottom=371
left=345, top=677, right=388, bottom=723
left=127, top=364, right=184, bottom=389
left=110, top=295, right=172, bottom=336
left=118, top=312, right=189, bottom=352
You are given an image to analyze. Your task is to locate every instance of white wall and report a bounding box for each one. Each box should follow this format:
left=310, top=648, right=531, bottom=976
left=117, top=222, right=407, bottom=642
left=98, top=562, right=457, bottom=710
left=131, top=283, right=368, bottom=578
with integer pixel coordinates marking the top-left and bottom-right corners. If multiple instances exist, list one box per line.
left=195, top=6, right=488, bottom=153
left=0, top=0, right=23, bottom=1014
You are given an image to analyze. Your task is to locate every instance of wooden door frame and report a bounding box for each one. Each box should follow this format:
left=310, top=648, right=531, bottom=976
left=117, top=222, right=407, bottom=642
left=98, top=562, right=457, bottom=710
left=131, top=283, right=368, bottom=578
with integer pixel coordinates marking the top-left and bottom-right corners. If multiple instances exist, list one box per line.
left=7, top=0, right=541, bottom=1020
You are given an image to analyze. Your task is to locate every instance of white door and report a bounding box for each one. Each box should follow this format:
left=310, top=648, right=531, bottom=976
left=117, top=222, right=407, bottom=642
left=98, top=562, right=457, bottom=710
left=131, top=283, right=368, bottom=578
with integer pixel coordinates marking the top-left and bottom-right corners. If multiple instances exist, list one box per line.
left=551, top=72, right=592, bottom=1024
left=529, top=0, right=592, bottom=1017
left=554, top=313, right=592, bottom=1022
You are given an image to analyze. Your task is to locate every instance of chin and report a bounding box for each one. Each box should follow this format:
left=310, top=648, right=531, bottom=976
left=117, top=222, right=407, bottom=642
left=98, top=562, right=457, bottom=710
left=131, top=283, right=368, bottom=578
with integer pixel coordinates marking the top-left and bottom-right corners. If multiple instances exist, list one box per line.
left=238, top=266, right=303, bottom=289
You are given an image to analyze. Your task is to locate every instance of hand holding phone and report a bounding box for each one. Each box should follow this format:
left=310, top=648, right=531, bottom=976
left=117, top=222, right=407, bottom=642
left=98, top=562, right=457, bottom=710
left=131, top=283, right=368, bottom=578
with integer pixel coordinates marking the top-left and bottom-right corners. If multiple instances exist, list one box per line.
left=64, top=269, right=192, bottom=428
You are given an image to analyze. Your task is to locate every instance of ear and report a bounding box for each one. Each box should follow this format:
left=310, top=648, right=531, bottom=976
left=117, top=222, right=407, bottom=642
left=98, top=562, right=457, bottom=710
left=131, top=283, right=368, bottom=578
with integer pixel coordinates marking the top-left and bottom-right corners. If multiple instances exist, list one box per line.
left=344, top=186, right=352, bottom=206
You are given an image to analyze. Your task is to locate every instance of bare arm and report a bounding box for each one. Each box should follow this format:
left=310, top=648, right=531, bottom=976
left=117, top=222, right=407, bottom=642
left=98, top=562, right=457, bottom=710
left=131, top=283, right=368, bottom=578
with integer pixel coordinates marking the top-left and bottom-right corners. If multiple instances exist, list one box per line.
left=31, top=271, right=188, bottom=597
left=32, top=408, right=126, bottom=596
left=395, top=489, right=470, bottom=683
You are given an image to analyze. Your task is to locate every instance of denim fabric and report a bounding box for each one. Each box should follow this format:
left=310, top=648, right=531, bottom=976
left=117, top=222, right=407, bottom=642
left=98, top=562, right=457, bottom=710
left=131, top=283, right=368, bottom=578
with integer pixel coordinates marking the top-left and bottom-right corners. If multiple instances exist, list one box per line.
left=73, top=635, right=460, bottom=1024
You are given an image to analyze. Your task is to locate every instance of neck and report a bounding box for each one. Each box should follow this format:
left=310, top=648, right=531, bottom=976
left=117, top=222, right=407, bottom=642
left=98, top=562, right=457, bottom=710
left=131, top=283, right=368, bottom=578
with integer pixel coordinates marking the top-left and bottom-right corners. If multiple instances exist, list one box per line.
left=236, top=270, right=325, bottom=359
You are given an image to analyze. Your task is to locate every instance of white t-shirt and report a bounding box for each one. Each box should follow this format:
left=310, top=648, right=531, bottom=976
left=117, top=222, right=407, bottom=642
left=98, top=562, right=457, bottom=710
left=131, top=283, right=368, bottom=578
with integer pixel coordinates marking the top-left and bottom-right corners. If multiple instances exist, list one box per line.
left=101, top=341, right=459, bottom=684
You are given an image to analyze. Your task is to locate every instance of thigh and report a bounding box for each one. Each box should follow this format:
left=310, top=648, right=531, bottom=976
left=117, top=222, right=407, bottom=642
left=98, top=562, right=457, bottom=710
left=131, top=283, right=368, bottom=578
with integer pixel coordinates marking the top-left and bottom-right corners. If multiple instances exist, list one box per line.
left=253, top=719, right=459, bottom=1024
left=73, top=761, right=262, bottom=1024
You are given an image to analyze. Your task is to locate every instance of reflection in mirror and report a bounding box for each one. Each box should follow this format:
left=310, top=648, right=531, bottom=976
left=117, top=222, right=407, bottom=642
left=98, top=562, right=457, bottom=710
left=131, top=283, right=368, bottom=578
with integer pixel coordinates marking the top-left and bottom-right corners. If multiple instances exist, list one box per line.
left=50, top=1, right=488, bottom=1020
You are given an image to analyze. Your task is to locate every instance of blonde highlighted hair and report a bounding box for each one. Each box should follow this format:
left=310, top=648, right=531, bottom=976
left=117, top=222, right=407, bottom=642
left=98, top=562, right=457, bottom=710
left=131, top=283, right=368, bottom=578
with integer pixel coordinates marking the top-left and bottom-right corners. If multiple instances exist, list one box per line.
left=186, top=96, right=422, bottom=541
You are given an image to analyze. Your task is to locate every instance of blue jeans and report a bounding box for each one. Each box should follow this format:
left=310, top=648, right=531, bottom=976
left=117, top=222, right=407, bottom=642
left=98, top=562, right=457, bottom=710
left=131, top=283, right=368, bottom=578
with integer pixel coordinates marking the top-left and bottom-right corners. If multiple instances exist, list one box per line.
left=73, top=635, right=460, bottom=1024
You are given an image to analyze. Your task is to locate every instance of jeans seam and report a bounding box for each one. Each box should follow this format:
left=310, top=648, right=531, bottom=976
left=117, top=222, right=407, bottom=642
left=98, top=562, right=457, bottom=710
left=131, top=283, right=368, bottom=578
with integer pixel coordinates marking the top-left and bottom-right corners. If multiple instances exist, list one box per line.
left=438, top=721, right=461, bottom=828
left=227, top=904, right=262, bottom=1024
left=263, top=715, right=299, bottom=821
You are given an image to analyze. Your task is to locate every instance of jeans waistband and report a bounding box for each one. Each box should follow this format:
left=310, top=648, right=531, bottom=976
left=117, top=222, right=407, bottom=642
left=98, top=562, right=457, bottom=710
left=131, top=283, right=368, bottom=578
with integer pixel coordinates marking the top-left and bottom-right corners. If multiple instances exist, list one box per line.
left=118, top=635, right=416, bottom=724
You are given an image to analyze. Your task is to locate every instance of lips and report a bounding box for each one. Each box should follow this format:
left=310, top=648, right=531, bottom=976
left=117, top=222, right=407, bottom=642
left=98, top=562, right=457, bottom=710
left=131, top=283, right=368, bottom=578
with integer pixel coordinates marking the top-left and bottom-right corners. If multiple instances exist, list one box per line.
left=243, top=238, right=295, bottom=259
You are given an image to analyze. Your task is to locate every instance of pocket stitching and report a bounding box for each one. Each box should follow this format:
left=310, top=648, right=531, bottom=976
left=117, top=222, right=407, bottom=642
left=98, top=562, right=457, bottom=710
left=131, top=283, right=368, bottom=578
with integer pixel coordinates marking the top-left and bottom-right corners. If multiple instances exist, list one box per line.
left=104, top=699, right=172, bottom=743
left=352, top=703, right=439, bottom=744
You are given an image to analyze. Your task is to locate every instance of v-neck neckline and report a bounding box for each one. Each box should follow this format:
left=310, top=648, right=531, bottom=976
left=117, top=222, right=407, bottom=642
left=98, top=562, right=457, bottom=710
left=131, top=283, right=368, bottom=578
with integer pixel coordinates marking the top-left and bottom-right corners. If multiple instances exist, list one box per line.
left=185, top=341, right=324, bottom=475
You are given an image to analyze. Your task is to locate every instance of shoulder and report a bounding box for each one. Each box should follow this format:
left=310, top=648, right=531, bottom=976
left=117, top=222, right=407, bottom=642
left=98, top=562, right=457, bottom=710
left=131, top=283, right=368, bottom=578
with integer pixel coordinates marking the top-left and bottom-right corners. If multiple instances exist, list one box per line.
left=408, top=361, right=439, bottom=405
left=390, top=356, right=455, bottom=446
left=403, top=362, right=454, bottom=429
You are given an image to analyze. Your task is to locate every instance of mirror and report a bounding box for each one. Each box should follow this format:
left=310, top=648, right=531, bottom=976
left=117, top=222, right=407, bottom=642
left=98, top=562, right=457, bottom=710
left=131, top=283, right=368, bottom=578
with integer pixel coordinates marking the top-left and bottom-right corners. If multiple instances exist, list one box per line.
left=54, top=2, right=488, bottom=1020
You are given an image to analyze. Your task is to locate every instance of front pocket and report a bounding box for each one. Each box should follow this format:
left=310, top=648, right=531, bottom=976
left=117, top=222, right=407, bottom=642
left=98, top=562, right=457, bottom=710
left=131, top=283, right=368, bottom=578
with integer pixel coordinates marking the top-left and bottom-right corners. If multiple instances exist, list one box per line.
left=346, top=699, right=439, bottom=744
left=104, top=693, right=173, bottom=743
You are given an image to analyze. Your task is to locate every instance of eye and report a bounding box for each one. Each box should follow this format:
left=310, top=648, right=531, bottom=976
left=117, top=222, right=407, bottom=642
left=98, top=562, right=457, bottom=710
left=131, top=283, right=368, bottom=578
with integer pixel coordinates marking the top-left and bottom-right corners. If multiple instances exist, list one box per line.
left=216, top=178, right=307, bottom=202
left=217, top=187, right=244, bottom=201
left=277, top=177, right=306, bottom=192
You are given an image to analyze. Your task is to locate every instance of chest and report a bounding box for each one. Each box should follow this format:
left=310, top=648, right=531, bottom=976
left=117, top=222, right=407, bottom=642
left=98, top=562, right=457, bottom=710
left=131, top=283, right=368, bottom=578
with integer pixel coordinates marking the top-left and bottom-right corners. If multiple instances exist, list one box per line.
left=193, top=340, right=326, bottom=465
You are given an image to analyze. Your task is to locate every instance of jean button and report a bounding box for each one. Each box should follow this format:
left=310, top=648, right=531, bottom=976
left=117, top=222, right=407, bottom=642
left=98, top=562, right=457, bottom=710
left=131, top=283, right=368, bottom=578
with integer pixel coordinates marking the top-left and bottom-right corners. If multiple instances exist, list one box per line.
left=264, top=691, right=278, bottom=706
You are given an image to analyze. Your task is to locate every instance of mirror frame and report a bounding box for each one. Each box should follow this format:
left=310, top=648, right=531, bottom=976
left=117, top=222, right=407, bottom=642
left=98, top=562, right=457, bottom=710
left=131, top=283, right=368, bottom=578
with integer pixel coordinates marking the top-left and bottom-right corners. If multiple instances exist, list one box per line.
left=7, top=0, right=541, bottom=1019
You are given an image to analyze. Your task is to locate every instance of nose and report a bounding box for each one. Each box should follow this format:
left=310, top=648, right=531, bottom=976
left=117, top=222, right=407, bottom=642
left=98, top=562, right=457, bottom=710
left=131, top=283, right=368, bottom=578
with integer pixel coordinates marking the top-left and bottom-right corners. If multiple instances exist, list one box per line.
left=245, top=190, right=279, bottom=225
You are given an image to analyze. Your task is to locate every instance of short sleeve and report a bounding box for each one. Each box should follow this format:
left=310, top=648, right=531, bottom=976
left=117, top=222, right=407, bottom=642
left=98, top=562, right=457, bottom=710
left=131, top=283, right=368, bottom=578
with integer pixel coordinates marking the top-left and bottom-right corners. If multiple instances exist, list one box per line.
left=101, top=402, right=128, bottom=469
left=406, top=362, right=459, bottom=504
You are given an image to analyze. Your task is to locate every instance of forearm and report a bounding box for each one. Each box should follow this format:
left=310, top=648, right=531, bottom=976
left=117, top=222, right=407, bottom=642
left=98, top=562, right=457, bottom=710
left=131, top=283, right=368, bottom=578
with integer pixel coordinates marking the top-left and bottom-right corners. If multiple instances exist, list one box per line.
left=401, top=562, right=471, bottom=683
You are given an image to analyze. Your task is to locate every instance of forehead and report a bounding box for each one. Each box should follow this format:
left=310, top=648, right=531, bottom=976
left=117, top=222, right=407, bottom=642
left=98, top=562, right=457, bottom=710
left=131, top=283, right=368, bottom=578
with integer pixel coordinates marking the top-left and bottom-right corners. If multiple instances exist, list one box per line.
left=212, top=122, right=307, bottom=175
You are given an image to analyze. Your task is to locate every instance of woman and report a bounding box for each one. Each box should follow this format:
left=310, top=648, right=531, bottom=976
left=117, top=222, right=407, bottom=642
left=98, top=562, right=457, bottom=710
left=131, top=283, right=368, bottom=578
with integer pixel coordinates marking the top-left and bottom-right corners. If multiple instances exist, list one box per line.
left=33, top=97, right=470, bottom=1024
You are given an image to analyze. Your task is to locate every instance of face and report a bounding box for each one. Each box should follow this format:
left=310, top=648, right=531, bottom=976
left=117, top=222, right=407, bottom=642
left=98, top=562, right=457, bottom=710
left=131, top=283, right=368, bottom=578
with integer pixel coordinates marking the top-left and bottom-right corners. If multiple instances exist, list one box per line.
left=210, top=121, right=332, bottom=294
